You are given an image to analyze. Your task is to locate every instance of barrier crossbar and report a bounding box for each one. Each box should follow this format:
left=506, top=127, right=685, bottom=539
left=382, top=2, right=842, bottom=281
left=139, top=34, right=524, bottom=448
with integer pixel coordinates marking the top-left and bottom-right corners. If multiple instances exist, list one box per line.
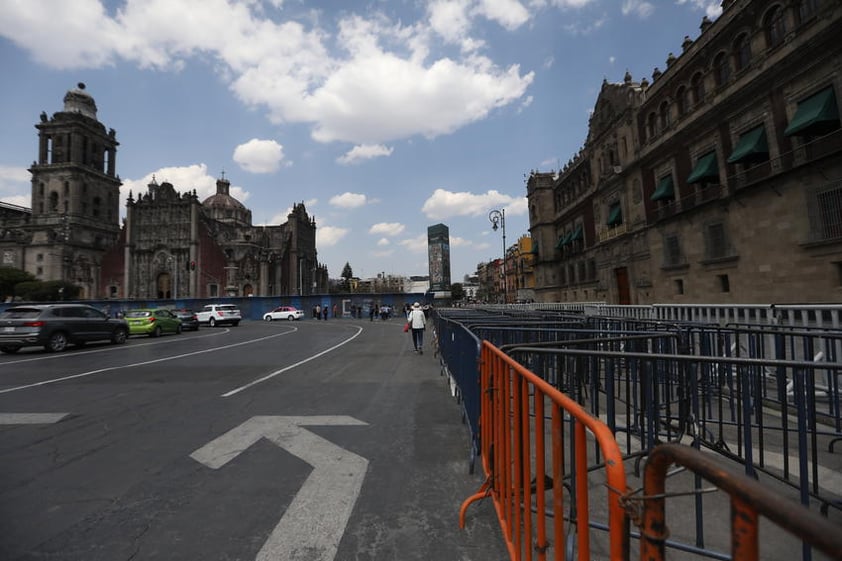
left=459, top=340, right=629, bottom=561
left=639, top=443, right=842, bottom=561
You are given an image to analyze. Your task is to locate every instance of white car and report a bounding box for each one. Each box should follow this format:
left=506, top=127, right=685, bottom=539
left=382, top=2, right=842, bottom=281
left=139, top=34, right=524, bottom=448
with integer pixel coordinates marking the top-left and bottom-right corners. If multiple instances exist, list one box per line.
left=263, top=306, right=305, bottom=321
left=196, top=304, right=242, bottom=327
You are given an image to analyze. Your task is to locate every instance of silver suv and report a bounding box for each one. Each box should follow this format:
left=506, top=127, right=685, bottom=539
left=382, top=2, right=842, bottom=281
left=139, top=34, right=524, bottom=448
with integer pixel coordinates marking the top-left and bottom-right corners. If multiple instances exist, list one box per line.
left=196, top=304, right=242, bottom=327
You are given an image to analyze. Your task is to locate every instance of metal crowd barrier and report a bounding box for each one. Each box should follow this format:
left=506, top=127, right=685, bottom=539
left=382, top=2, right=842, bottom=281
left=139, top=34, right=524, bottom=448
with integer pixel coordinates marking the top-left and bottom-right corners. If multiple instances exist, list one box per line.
left=436, top=307, right=842, bottom=561
left=459, top=340, right=629, bottom=561
left=639, top=444, right=842, bottom=561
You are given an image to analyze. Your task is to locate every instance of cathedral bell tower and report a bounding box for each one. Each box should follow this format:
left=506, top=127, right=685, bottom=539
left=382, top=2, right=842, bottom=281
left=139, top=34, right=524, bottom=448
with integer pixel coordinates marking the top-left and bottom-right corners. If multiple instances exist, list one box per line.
left=26, top=83, right=122, bottom=297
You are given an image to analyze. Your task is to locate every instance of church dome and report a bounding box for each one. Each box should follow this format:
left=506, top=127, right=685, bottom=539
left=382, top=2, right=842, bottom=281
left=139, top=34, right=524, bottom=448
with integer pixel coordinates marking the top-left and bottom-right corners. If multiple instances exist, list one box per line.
left=63, top=82, right=98, bottom=119
left=202, top=176, right=251, bottom=227
left=202, top=177, right=246, bottom=211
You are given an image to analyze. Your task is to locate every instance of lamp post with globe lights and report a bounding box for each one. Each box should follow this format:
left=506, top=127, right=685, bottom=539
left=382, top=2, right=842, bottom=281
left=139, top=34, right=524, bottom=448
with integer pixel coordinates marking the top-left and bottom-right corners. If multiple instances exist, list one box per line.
left=488, top=208, right=507, bottom=303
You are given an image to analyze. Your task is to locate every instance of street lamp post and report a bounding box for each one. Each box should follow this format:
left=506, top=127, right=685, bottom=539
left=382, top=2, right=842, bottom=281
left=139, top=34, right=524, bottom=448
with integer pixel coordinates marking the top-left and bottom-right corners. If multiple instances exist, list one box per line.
left=488, top=209, right=507, bottom=303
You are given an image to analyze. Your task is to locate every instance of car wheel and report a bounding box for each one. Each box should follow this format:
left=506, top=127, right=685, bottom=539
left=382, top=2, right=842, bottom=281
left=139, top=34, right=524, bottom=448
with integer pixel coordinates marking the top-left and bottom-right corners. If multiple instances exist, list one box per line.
left=46, top=332, right=68, bottom=352
left=176, top=323, right=182, bottom=334
left=0, top=346, right=20, bottom=354
left=232, top=321, right=240, bottom=327
left=151, top=325, right=162, bottom=338
left=287, top=315, right=295, bottom=321
left=264, top=315, right=273, bottom=321
left=111, top=327, right=128, bottom=344
left=209, top=317, right=216, bottom=327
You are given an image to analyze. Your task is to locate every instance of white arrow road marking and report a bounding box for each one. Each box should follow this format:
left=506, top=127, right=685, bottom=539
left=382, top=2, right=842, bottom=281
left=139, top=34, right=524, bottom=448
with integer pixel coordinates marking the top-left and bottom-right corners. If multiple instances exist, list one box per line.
left=190, top=416, right=369, bottom=561
left=0, top=413, right=69, bottom=424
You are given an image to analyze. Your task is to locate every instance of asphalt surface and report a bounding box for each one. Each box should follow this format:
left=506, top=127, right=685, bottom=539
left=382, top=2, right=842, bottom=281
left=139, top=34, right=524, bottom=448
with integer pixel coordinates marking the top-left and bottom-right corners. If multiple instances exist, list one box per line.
left=0, top=317, right=506, bottom=561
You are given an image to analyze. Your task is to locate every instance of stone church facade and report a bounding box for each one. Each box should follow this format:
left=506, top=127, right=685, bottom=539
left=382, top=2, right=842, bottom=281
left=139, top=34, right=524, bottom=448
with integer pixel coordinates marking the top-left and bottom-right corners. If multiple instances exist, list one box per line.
left=528, top=0, right=842, bottom=305
left=0, top=83, right=326, bottom=300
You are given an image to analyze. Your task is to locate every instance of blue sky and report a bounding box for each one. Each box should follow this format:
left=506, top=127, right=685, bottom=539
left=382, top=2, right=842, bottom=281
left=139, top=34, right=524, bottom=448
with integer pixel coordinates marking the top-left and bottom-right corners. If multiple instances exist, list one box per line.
left=0, top=0, right=722, bottom=282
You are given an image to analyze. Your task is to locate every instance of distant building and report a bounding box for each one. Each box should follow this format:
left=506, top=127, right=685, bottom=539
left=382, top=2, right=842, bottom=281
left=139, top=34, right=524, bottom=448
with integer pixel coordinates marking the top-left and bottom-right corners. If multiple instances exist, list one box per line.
left=528, top=1, right=842, bottom=304
left=427, top=223, right=451, bottom=292
left=0, top=83, right=327, bottom=299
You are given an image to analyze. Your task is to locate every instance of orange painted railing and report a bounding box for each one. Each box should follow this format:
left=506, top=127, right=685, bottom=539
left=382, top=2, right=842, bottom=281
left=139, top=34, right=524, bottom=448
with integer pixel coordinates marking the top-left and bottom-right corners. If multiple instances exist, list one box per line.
left=459, top=341, right=629, bottom=561
left=639, top=444, right=842, bottom=561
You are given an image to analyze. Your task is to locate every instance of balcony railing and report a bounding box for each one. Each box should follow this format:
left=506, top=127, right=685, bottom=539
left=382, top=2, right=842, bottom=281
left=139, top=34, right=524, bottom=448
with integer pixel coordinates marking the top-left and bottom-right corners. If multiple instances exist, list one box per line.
left=597, top=222, right=629, bottom=242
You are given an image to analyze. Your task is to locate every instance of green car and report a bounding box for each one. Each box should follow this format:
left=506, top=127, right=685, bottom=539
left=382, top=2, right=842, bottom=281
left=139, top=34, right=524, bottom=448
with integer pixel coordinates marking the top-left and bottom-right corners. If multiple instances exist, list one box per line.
left=125, top=308, right=183, bottom=337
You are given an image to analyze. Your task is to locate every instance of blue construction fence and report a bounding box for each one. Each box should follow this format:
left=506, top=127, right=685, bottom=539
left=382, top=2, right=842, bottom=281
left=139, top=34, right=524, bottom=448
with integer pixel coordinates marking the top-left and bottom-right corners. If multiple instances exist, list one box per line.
left=0, top=293, right=429, bottom=321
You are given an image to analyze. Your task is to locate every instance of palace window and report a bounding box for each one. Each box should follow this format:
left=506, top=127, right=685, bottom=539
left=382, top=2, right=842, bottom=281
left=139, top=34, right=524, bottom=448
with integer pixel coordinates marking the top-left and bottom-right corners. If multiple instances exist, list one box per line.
left=659, top=100, right=671, bottom=130
left=734, top=33, right=752, bottom=72
left=703, top=222, right=732, bottom=260
left=676, top=86, right=688, bottom=116
left=798, top=0, right=819, bottom=24
left=714, top=52, right=730, bottom=87
left=691, top=73, right=705, bottom=105
left=765, top=5, right=787, bottom=48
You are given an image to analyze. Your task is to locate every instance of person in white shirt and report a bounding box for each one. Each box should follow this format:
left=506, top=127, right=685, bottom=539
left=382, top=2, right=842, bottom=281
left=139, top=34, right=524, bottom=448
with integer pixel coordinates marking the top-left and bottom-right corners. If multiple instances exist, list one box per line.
left=407, top=302, right=427, bottom=353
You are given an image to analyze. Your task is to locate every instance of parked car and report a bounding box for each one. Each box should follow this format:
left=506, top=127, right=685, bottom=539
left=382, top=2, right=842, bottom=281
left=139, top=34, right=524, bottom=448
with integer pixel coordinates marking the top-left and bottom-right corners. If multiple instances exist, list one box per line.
left=263, top=306, right=305, bottom=321
left=125, top=308, right=183, bottom=337
left=173, top=308, right=200, bottom=331
left=0, top=304, right=129, bottom=353
left=196, top=304, right=242, bottom=327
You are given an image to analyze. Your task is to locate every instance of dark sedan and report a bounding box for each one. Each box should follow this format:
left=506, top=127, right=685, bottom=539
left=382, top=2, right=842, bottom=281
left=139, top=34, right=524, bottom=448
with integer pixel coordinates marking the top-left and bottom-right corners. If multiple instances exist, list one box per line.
left=174, top=308, right=200, bottom=331
left=0, top=304, right=129, bottom=353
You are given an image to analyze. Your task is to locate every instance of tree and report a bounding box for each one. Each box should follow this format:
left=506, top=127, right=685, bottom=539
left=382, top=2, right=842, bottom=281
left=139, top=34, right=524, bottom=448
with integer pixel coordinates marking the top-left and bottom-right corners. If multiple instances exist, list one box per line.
left=450, top=282, right=465, bottom=301
left=15, top=280, right=80, bottom=302
left=341, top=262, right=354, bottom=291
left=0, top=266, right=36, bottom=301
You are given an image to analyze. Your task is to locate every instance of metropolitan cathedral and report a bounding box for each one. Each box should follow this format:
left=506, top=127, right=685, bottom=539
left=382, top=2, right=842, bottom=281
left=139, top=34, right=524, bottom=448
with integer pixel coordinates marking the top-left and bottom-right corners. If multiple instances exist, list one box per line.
left=0, top=83, right=326, bottom=299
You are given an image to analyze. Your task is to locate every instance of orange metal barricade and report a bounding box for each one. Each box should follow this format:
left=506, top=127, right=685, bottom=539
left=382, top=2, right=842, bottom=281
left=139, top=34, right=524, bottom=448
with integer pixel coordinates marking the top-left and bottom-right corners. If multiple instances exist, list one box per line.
left=459, top=341, right=630, bottom=561
left=639, top=443, right=842, bottom=561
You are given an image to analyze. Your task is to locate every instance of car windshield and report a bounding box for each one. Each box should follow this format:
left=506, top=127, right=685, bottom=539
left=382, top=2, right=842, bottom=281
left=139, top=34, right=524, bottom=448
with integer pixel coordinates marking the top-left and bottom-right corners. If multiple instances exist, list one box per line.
left=218, top=306, right=237, bottom=311
left=0, top=308, right=42, bottom=319
left=125, top=311, right=151, bottom=318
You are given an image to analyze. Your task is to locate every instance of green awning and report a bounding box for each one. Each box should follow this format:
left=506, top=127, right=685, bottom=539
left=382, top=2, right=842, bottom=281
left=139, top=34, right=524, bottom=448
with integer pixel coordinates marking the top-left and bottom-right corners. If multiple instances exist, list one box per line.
left=570, top=224, right=583, bottom=241
left=784, top=87, right=840, bottom=137
left=686, top=151, right=719, bottom=184
left=555, top=232, right=571, bottom=249
left=607, top=203, right=622, bottom=226
left=727, top=126, right=768, bottom=164
left=650, top=175, right=675, bottom=202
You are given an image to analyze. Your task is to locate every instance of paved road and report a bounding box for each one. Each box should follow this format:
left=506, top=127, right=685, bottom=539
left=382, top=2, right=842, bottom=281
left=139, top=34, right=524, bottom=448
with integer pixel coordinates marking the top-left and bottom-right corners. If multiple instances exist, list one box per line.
left=0, top=318, right=505, bottom=561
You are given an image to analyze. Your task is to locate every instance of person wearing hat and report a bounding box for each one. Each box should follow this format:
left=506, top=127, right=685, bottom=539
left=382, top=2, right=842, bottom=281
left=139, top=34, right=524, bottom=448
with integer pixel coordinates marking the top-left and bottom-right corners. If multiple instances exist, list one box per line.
left=407, top=302, right=427, bottom=354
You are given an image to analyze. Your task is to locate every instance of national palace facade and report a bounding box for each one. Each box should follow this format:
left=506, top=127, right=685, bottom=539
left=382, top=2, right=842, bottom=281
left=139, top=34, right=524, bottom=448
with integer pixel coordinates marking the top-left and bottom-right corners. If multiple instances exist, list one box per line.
left=528, top=0, right=842, bottom=304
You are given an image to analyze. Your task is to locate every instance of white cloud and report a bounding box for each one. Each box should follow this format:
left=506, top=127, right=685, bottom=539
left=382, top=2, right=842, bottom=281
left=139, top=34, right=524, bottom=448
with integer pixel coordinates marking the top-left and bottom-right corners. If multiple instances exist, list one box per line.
left=233, top=138, right=286, bottom=173
left=428, top=0, right=473, bottom=43
left=121, top=163, right=250, bottom=205
left=675, top=0, right=722, bottom=19
left=337, top=144, right=393, bottom=165
left=317, top=225, right=350, bottom=247
left=421, top=188, right=527, bottom=220
left=329, top=192, right=368, bottom=208
left=376, top=237, right=390, bottom=246
left=399, top=234, right=428, bottom=253
left=0, top=2, right=534, bottom=148
left=476, top=0, right=530, bottom=30
left=0, top=165, right=31, bottom=207
left=369, top=222, right=406, bottom=236
left=622, top=0, right=655, bottom=18
left=450, top=235, right=472, bottom=247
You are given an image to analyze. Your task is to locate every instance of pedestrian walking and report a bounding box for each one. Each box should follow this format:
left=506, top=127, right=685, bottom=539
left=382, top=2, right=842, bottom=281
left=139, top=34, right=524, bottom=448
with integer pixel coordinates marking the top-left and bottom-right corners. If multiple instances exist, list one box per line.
left=407, top=302, right=426, bottom=354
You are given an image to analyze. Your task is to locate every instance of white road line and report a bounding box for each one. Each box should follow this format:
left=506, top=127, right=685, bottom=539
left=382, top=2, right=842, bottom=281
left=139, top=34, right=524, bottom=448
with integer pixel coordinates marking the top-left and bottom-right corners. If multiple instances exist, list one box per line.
left=0, top=327, right=231, bottom=367
left=0, top=329, right=297, bottom=395
left=221, top=326, right=363, bottom=398
left=0, top=412, right=69, bottom=424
